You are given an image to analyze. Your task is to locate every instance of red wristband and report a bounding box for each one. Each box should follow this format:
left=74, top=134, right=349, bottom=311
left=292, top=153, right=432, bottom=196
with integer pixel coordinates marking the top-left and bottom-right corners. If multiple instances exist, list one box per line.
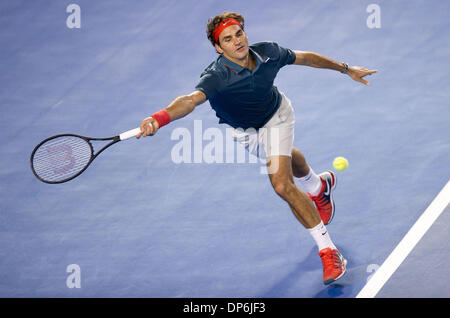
left=150, top=110, right=171, bottom=128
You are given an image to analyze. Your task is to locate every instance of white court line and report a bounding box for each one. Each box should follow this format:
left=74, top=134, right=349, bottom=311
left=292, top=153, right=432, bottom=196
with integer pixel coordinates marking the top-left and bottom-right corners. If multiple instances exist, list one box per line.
left=356, top=180, right=450, bottom=298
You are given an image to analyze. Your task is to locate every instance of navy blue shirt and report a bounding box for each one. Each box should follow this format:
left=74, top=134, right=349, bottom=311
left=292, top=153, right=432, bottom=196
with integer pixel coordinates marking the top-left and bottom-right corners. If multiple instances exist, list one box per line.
left=195, top=42, right=296, bottom=129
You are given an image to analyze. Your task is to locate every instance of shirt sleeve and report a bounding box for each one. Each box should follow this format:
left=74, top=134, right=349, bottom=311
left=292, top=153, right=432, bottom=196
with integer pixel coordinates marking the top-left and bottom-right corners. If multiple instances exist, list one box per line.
left=195, top=71, right=220, bottom=100
left=254, top=41, right=296, bottom=68
left=276, top=43, right=296, bottom=67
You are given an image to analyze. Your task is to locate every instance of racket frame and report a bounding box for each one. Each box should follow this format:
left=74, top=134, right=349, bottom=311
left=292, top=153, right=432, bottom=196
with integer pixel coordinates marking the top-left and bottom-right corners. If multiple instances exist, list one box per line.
left=30, top=133, right=121, bottom=184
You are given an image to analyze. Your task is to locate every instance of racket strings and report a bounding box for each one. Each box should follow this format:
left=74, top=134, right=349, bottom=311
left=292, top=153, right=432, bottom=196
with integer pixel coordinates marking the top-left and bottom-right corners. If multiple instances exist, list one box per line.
left=32, top=136, right=93, bottom=182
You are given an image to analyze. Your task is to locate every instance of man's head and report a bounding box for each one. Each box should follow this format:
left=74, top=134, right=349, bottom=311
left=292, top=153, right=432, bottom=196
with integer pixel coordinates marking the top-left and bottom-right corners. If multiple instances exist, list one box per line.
left=206, top=12, right=249, bottom=62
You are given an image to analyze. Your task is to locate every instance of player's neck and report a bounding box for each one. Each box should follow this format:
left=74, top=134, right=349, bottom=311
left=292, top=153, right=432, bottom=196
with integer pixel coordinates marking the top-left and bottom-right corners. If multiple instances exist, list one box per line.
left=223, top=52, right=256, bottom=71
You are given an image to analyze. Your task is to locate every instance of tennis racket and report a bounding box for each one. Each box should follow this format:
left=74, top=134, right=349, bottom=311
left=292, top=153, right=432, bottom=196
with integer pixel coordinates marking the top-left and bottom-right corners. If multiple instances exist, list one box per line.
left=30, top=127, right=142, bottom=184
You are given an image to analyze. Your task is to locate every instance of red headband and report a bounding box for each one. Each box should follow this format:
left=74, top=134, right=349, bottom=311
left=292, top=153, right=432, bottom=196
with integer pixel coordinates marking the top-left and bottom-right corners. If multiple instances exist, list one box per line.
left=213, top=18, right=242, bottom=43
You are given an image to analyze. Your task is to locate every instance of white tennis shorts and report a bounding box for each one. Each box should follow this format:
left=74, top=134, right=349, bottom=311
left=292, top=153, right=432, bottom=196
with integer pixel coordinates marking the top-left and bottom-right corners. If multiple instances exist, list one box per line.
left=231, top=92, right=295, bottom=160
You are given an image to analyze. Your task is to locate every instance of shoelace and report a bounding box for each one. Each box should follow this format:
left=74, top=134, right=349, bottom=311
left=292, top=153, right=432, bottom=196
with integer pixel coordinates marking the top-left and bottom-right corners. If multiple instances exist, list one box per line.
left=321, top=251, right=341, bottom=269
left=315, top=193, right=330, bottom=209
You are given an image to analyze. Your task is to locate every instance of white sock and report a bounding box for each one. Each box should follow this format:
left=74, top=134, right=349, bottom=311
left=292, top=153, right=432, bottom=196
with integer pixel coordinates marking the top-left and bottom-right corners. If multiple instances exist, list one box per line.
left=298, top=167, right=322, bottom=195
left=308, top=221, right=336, bottom=251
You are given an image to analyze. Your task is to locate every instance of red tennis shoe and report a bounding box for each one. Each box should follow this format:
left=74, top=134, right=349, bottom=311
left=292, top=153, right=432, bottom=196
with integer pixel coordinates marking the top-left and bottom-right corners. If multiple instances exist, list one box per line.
left=319, top=248, right=347, bottom=285
left=308, top=171, right=336, bottom=225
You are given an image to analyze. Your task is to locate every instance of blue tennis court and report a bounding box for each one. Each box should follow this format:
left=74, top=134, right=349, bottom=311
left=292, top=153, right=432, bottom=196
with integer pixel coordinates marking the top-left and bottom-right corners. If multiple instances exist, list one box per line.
left=0, top=0, right=449, bottom=298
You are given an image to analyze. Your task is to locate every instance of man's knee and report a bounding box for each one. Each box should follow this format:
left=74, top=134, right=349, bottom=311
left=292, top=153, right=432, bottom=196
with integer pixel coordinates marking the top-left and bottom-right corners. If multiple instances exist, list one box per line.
left=271, top=178, right=295, bottom=199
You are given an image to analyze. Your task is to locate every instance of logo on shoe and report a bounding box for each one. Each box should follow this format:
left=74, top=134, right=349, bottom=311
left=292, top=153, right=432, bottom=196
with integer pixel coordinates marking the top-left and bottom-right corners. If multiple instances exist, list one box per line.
left=323, top=180, right=330, bottom=196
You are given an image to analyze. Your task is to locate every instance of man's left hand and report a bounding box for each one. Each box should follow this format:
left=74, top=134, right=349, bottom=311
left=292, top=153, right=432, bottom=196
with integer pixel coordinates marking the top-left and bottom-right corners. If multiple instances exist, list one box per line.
left=347, top=66, right=377, bottom=86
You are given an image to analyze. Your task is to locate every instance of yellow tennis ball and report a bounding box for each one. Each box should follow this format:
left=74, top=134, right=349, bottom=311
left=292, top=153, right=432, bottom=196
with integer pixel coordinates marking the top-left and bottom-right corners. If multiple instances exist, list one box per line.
left=333, top=156, right=348, bottom=171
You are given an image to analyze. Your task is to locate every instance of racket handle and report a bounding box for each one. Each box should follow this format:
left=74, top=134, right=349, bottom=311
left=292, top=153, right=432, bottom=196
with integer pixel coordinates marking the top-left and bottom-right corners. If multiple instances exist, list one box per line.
left=119, top=127, right=141, bottom=140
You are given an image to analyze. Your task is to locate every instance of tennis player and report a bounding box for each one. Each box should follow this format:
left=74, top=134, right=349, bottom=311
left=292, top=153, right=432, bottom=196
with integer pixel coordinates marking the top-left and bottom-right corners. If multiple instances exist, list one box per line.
left=137, top=12, right=376, bottom=285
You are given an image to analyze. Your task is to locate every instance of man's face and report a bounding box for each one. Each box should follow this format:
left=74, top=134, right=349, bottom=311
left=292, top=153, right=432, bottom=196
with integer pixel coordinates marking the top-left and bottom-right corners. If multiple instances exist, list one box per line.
left=215, top=25, right=249, bottom=62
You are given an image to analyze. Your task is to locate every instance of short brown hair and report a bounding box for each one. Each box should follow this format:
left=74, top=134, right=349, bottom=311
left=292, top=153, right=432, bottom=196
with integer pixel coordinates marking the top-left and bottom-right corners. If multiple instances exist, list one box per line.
left=206, top=12, right=245, bottom=47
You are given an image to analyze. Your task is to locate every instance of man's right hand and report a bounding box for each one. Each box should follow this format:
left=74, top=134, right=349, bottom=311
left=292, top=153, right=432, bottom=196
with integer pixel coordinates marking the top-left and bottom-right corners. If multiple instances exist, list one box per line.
left=136, top=116, right=160, bottom=139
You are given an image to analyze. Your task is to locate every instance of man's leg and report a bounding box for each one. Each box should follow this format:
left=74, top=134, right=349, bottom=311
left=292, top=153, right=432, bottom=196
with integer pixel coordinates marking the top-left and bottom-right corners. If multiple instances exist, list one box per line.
left=291, top=147, right=310, bottom=178
left=267, top=155, right=320, bottom=228
left=268, top=155, right=347, bottom=285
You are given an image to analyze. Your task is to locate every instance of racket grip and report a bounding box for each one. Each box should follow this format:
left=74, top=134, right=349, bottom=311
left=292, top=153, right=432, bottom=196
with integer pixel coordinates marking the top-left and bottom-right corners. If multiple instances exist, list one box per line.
left=119, top=127, right=141, bottom=140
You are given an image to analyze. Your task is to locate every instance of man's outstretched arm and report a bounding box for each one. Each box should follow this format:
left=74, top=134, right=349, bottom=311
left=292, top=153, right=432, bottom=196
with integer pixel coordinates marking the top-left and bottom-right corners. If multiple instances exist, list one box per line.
left=293, top=50, right=377, bottom=86
left=137, top=90, right=207, bottom=138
